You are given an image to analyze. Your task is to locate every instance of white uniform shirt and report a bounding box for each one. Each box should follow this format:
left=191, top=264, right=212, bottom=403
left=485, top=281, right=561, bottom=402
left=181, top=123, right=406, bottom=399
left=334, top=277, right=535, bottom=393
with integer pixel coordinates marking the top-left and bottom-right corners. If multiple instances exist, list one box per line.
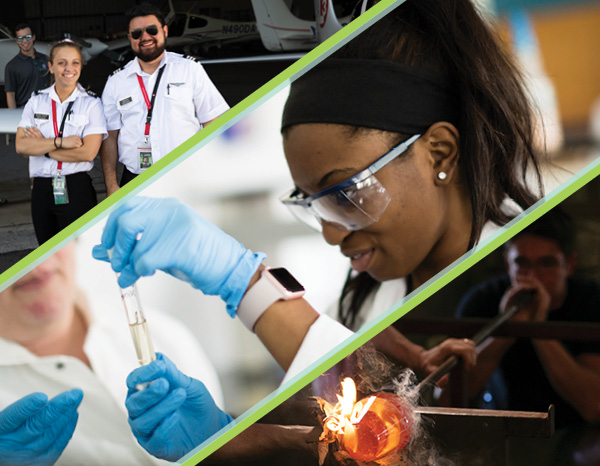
left=18, top=83, right=107, bottom=178
left=102, top=52, right=229, bottom=174
left=0, top=298, right=224, bottom=466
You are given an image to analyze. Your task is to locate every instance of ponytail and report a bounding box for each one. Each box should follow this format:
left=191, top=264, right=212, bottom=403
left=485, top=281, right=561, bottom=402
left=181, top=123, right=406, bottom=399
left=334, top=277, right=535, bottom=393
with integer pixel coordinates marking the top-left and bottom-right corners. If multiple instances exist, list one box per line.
left=337, top=0, right=544, bottom=327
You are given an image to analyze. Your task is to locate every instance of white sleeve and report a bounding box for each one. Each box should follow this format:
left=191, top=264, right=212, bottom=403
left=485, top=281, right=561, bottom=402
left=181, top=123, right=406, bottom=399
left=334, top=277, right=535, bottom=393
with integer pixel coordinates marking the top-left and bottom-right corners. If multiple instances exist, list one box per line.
left=18, top=97, right=36, bottom=128
left=281, top=315, right=354, bottom=385
left=101, top=77, right=121, bottom=132
left=83, top=98, right=108, bottom=139
left=191, top=62, right=229, bottom=124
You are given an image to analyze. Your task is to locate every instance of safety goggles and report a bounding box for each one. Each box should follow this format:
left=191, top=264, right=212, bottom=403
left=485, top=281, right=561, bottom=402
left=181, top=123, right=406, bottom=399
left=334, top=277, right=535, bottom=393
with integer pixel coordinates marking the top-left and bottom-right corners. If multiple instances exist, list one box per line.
left=280, top=134, right=420, bottom=232
left=16, top=34, right=33, bottom=42
left=129, top=25, right=160, bottom=40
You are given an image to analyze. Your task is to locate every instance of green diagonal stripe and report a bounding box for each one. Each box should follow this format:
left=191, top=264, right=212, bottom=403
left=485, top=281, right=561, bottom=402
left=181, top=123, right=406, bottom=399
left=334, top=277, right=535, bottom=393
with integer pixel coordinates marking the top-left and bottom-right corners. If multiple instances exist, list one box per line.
left=0, top=0, right=406, bottom=291
left=174, top=158, right=600, bottom=465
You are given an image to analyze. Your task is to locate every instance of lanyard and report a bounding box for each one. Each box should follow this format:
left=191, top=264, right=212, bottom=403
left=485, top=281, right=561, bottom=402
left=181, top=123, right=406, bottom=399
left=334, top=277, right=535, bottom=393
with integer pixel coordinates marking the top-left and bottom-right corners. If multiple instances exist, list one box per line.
left=136, top=65, right=166, bottom=137
left=51, top=99, right=75, bottom=171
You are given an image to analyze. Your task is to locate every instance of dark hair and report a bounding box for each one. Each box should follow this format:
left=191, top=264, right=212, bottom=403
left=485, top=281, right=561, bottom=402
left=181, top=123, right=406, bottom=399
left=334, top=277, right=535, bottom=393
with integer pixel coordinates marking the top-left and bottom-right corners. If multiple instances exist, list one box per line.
left=335, top=0, right=544, bottom=328
left=15, top=23, right=33, bottom=35
left=126, top=2, right=166, bottom=27
left=505, top=208, right=575, bottom=256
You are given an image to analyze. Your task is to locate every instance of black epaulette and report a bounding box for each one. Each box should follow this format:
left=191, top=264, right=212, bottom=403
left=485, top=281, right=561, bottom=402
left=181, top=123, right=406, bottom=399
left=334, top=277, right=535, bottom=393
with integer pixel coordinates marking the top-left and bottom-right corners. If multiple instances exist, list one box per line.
left=184, top=55, right=199, bottom=62
left=34, top=90, right=42, bottom=95
left=87, top=90, right=99, bottom=98
left=110, top=66, right=124, bottom=76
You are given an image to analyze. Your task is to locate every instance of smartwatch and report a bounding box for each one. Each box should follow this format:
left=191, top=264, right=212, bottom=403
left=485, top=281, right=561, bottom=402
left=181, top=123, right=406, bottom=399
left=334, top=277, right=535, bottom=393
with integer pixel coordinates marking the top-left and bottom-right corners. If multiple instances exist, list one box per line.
left=237, top=267, right=305, bottom=332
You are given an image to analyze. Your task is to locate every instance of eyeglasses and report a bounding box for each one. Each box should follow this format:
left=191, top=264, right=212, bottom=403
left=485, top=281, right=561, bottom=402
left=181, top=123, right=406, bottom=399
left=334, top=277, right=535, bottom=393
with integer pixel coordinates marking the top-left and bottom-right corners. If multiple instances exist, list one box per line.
left=129, top=25, right=160, bottom=40
left=280, top=134, right=420, bottom=232
left=510, top=256, right=565, bottom=272
left=16, top=34, right=33, bottom=42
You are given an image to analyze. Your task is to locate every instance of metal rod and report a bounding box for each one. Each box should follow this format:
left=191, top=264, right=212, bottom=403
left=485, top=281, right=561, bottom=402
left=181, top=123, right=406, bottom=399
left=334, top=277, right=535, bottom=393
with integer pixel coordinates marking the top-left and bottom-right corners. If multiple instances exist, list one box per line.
left=417, top=289, right=535, bottom=393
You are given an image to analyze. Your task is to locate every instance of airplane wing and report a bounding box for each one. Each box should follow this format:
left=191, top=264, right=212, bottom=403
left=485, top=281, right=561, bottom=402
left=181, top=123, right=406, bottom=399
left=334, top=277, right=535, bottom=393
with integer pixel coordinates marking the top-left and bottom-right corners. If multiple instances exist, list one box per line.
left=0, top=109, right=23, bottom=134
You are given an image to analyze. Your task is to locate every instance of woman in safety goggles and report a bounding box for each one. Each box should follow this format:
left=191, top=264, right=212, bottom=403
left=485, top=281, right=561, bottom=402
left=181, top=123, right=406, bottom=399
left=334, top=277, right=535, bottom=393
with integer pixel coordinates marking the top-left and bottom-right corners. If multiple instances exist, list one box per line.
left=92, top=0, right=545, bottom=458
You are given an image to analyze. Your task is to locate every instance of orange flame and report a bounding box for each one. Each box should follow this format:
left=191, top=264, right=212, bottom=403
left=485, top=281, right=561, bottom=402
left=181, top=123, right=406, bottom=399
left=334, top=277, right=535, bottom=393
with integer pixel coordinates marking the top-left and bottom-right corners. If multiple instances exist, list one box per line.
left=320, top=377, right=413, bottom=463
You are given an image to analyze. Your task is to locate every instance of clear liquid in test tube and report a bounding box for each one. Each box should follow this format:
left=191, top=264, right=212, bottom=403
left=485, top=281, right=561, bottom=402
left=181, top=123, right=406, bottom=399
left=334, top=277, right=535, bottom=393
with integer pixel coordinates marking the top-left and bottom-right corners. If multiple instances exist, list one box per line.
left=107, top=247, right=156, bottom=366
left=119, top=284, right=156, bottom=366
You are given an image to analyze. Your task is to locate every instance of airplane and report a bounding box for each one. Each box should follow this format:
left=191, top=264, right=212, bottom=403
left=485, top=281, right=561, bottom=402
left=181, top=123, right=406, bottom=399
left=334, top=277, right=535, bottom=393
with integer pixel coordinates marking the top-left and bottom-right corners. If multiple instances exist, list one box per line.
left=250, top=0, right=355, bottom=52
left=105, top=0, right=262, bottom=61
left=165, top=0, right=260, bottom=55
left=0, top=0, right=366, bottom=135
left=0, top=24, right=108, bottom=86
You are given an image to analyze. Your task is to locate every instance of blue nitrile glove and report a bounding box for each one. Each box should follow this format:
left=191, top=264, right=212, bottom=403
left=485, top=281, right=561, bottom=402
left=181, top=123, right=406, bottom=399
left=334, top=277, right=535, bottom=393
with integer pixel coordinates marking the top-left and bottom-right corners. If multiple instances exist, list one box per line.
left=0, top=389, right=83, bottom=466
left=125, top=353, right=233, bottom=461
left=92, top=197, right=265, bottom=316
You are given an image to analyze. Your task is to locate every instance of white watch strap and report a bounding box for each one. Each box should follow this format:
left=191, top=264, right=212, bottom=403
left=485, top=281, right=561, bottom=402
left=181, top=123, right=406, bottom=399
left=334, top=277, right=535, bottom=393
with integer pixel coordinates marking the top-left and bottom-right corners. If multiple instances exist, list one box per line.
left=237, top=272, right=283, bottom=332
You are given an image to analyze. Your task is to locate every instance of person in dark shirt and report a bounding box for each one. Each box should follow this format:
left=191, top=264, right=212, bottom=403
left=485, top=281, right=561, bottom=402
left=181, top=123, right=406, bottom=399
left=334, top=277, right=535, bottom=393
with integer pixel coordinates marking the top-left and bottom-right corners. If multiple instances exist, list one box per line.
left=4, top=23, right=50, bottom=109
left=456, top=209, right=600, bottom=430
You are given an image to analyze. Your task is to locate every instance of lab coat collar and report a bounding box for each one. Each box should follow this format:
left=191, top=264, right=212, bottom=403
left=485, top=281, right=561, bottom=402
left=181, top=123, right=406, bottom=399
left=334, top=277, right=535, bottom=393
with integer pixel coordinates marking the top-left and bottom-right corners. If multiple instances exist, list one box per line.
left=0, top=336, right=38, bottom=365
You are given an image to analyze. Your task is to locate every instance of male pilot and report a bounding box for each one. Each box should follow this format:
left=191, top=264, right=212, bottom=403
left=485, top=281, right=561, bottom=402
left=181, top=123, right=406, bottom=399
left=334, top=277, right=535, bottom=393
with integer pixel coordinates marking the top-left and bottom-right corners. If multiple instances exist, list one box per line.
left=100, top=3, right=229, bottom=194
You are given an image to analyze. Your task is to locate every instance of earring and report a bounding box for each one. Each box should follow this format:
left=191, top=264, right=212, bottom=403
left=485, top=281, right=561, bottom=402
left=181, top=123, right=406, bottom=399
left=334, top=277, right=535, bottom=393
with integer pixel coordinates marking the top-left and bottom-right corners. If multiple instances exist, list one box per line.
left=437, top=172, right=447, bottom=181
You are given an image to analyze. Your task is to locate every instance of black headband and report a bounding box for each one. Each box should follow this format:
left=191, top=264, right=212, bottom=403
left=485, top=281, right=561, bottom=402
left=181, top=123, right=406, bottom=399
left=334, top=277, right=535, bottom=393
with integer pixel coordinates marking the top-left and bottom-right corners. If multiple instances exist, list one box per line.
left=281, top=59, right=458, bottom=134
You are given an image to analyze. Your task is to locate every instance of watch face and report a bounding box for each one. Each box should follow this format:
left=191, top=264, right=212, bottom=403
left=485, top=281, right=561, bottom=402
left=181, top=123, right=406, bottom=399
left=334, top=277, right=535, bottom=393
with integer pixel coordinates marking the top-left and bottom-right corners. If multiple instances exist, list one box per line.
left=268, top=268, right=305, bottom=292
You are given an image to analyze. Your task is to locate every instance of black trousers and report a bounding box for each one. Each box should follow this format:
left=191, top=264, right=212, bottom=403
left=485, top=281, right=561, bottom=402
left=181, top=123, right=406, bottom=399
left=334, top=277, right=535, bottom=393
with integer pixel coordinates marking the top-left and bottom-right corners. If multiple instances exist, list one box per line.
left=120, top=166, right=138, bottom=187
left=31, top=172, right=97, bottom=245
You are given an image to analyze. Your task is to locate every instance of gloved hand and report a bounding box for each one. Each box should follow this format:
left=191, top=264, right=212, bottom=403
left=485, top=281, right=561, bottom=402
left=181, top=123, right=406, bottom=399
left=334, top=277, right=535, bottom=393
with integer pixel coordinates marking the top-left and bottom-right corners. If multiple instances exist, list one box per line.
left=0, top=389, right=83, bottom=466
left=92, top=196, right=265, bottom=316
left=125, top=353, right=233, bottom=461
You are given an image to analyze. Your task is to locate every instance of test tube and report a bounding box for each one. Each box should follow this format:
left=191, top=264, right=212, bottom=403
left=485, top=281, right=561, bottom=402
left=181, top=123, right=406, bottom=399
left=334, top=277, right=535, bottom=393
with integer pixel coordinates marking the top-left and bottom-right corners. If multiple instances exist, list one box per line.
left=107, top=248, right=156, bottom=366
left=119, top=283, right=156, bottom=366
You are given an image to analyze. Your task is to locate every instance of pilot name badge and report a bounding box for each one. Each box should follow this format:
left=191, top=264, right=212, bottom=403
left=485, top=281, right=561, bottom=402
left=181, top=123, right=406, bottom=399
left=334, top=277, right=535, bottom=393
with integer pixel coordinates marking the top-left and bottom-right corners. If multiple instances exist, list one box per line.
left=52, top=173, right=69, bottom=205
left=138, top=134, right=153, bottom=170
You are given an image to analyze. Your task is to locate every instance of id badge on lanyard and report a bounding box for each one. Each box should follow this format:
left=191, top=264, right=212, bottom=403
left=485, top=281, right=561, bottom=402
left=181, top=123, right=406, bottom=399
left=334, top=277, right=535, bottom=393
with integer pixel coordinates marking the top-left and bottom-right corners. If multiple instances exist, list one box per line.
left=52, top=174, right=69, bottom=204
left=52, top=100, right=74, bottom=205
left=137, top=66, right=165, bottom=170
left=138, top=134, right=153, bottom=169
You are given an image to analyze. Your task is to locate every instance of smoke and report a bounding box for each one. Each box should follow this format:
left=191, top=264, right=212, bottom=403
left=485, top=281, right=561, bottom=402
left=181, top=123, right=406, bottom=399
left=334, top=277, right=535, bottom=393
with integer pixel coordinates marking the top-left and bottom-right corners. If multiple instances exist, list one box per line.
left=315, top=344, right=458, bottom=466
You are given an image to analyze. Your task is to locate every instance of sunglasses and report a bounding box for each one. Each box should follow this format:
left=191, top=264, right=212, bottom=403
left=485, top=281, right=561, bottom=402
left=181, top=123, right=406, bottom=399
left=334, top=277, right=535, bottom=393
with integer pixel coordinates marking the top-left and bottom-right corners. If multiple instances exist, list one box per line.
left=16, top=34, right=33, bottom=42
left=129, top=25, right=160, bottom=40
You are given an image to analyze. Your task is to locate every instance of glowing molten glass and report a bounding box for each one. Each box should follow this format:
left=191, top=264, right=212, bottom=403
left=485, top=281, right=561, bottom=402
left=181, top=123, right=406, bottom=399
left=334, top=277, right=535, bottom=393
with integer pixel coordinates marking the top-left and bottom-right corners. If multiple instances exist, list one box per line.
left=321, top=378, right=413, bottom=462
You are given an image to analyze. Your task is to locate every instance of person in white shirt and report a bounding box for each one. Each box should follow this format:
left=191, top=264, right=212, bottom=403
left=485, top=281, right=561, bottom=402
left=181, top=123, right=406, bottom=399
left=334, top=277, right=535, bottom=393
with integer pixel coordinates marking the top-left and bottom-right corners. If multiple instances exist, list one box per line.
left=15, top=40, right=106, bottom=245
left=0, top=243, right=224, bottom=466
left=100, top=2, right=229, bottom=195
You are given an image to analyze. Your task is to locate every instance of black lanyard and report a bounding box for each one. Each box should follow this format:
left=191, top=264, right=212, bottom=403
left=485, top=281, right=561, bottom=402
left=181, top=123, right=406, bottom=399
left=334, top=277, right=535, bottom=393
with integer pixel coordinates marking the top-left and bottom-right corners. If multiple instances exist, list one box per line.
left=52, top=100, right=75, bottom=138
left=137, top=65, right=166, bottom=136
left=49, top=100, right=75, bottom=167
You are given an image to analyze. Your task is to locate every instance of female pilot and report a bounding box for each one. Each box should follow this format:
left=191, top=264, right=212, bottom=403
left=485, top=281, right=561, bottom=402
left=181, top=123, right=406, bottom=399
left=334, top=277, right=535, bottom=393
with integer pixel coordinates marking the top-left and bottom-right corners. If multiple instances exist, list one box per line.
left=16, top=40, right=106, bottom=245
